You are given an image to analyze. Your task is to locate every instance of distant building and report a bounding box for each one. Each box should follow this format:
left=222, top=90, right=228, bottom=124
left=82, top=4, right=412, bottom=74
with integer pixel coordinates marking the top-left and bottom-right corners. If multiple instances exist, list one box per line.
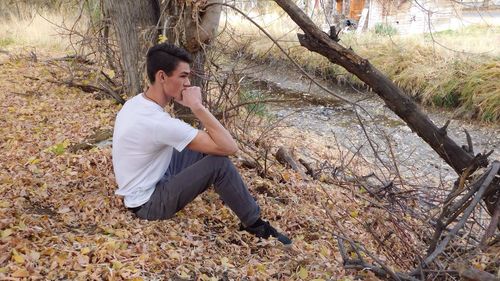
left=333, top=0, right=500, bottom=34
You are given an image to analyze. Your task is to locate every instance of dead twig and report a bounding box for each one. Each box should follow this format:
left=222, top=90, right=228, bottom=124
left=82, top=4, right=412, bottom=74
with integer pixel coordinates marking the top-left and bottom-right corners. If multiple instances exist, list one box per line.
left=46, top=78, right=125, bottom=104
left=416, top=161, right=500, bottom=273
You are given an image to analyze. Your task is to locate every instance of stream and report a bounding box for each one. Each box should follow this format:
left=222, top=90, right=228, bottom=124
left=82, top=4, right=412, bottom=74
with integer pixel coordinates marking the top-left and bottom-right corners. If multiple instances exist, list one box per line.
left=232, top=62, right=500, bottom=187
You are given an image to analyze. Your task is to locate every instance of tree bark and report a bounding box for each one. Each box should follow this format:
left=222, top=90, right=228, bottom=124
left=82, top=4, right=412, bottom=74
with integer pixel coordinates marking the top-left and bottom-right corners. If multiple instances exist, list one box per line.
left=103, top=0, right=160, bottom=97
left=272, top=0, right=488, bottom=176
left=183, top=0, right=221, bottom=90
left=173, top=0, right=222, bottom=121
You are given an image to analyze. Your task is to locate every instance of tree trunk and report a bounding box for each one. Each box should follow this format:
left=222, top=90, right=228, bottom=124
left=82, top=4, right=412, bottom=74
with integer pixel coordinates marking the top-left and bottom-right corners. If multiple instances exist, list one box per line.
left=103, top=0, right=160, bottom=97
left=172, top=0, right=222, bottom=121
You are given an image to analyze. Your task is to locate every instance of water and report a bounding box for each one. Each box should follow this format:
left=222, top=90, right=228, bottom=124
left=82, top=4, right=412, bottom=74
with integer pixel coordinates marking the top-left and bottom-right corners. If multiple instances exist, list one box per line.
left=237, top=63, right=500, bottom=187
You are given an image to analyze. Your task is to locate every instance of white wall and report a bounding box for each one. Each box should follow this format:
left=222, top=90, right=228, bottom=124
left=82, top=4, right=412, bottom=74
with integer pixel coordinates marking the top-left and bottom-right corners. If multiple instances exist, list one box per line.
left=364, top=0, right=495, bottom=34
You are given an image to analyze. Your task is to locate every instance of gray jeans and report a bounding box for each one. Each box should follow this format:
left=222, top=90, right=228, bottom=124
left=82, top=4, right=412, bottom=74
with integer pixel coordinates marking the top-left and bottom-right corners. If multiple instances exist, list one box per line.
left=135, top=149, right=260, bottom=227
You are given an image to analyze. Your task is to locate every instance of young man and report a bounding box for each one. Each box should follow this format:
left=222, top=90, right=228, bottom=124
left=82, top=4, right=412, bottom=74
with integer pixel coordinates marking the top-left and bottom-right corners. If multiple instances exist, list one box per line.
left=112, top=43, right=291, bottom=245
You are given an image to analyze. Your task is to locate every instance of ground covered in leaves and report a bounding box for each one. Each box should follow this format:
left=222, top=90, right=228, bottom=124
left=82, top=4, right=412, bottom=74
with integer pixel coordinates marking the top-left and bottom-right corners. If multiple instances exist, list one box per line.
left=0, top=52, right=444, bottom=280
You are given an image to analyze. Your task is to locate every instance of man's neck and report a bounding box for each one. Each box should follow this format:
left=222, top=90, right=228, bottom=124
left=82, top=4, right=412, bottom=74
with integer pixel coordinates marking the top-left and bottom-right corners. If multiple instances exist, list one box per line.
left=144, top=86, right=169, bottom=108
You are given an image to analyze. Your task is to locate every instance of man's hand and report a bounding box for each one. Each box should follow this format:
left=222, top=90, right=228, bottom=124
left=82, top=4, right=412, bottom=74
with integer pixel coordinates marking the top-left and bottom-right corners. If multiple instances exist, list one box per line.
left=175, top=86, right=203, bottom=111
left=178, top=87, right=238, bottom=155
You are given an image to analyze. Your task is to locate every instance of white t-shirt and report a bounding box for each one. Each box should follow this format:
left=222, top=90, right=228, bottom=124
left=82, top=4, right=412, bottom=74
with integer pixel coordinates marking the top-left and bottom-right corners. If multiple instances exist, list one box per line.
left=112, top=94, right=198, bottom=207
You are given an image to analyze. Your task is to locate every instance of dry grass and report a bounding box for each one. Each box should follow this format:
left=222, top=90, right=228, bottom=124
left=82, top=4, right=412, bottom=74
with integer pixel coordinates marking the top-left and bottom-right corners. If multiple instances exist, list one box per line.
left=0, top=11, right=81, bottom=52
left=219, top=12, right=500, bottom=122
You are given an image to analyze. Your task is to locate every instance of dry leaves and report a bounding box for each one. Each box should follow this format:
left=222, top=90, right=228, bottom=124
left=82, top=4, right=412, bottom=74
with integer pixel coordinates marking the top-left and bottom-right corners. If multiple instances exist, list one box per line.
left=0, top=53, right=422, bottom=280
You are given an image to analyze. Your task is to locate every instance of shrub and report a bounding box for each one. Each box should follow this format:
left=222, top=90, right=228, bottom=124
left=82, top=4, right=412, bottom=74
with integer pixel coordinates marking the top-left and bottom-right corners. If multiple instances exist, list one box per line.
left=374, top=23, right=398, bottom=36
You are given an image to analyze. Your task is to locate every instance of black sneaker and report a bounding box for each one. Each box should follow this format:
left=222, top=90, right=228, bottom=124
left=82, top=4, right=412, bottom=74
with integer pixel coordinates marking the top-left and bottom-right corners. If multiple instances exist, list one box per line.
left=241, top=220, right=292, bottom=245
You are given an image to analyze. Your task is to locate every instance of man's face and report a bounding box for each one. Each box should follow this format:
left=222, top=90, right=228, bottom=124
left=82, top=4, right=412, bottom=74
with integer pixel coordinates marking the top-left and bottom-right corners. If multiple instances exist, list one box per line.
left=161, top=62, right=191, bottom=100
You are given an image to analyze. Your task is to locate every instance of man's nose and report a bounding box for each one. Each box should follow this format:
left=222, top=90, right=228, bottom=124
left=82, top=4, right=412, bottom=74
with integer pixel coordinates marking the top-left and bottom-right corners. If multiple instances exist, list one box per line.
left=184, top=78, right=191, bottom=87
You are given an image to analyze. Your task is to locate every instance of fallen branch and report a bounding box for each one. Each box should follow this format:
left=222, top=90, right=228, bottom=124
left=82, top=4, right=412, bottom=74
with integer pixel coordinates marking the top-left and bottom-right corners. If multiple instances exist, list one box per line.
left=47, top=78, right=125, bottom=104
left=299, top=158, right=317, bottom=179
left=47, top=54, right=94, bottom=65
left=338, top=237, right=419, bottom=281
left=418, top=161, right=500, bottom=272
left=459, top=267, right=500, bottom=281
left=480, top=195, right=500, bottom=248
left=275, top=146, right=306, bottom=178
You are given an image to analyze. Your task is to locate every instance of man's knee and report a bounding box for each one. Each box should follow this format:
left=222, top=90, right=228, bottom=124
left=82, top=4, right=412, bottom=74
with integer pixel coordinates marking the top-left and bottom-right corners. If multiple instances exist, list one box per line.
left=206, top=155, right=232, bottom=168
left=207, top=155, right=232, bottom=167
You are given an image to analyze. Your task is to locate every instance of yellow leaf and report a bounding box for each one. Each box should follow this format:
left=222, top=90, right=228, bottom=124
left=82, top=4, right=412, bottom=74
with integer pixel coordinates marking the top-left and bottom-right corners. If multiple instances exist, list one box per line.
left=115, top=229, right=129, bottom=238
left=178, top=270, right=190, bottom=279
left=298, top=267, right=308, bottom=279
left=220, top=256, right=234, bottom=268
left=282, top=171, right=291, bottom=182
left=102, top=68, right=115, bottom=79
left=26, top=157, right=40, bottom=165
left=350, top=210, right=359, bottom=218
left=0, top=200, right=10, bottom=208
left=158, top=34, right=167, bottom=43
left=320, top=245, right=330, bottom=257
left=13, top=252, right=25, bottom=264
left=1, top=228, right=13, bottom=238
left=17, top=221, right=27, bottom=231
left=319, top=173, right=328, bottom=182
left=102, top=227, right=115, bottom=235
left=56, top=254, right=67, bottom=266
left=80, top=247, right=90, bottom=255
left=104, top=239, right=119, bottom=251
left=112, top=260, right=123, bottom=270
left=256, top=263, right=266, bottom=272
left=11, top=268, right=30, bottom=278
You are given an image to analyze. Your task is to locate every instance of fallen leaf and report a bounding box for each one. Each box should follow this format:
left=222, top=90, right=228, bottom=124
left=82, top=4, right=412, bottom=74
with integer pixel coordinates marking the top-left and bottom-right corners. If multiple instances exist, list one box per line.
left=12, top=250, right=25, bottom=264
left=0, top=200, right=10, bottom=208
left=350, top=210, right=359, bottom=218
left=80, top=247, right=90, bottom=255
left=11, top=268, right=30, bottom=277
left=220, top=256, right=234, bottom=268
left=298, top=267, right=308, bottom=279
left=77, top=254, right=89, bottom=266
left=57, top=206, right=71, bottom=214
left=1, top=228, right=13, bottom=238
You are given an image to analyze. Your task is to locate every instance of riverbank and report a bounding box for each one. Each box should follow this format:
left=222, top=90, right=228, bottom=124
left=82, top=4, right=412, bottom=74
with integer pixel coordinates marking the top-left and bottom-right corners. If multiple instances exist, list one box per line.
left=218, top=21, right=500, bottom=122
left=228, top=60, right=499, bottom=184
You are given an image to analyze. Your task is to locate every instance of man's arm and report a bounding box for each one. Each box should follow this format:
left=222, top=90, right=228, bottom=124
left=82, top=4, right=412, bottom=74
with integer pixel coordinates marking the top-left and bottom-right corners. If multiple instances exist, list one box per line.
left=177, top=87, right=238, bottom=156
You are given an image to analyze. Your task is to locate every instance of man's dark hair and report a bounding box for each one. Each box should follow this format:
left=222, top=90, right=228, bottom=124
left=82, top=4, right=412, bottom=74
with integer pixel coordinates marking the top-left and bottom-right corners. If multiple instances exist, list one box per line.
left=146, top=43, right=192, bottom=83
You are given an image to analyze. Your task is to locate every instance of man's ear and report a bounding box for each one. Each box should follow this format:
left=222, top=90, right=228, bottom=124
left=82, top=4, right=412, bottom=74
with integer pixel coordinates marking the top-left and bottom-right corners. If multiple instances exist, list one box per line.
left=155, top=70, right=165, bottom=82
